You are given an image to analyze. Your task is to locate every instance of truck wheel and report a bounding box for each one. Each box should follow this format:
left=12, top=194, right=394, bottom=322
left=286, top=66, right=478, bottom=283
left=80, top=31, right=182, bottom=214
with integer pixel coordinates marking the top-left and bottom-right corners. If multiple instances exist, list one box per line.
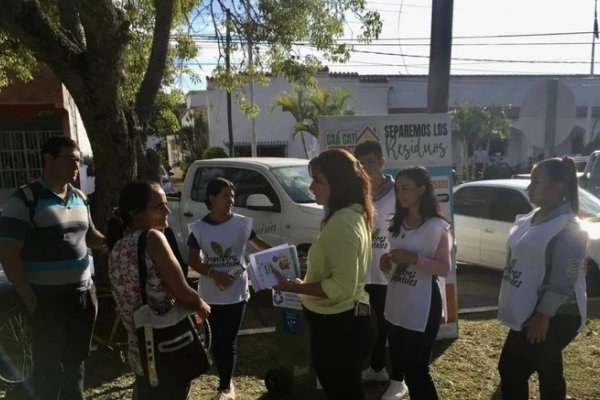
left=265, top=367, right=290, bottom=396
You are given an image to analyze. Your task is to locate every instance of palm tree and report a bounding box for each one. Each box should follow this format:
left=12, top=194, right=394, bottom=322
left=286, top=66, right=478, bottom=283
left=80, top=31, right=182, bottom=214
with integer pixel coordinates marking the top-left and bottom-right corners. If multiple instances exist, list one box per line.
left=272, top=86, right=355, bottom=158
left=271, top=88, right=313, bottom=158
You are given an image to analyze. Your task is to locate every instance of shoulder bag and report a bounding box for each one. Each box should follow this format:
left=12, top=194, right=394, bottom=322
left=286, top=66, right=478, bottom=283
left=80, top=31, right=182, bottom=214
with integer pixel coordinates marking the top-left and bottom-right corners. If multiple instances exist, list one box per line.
left=133, top=230, right=212, bottom=387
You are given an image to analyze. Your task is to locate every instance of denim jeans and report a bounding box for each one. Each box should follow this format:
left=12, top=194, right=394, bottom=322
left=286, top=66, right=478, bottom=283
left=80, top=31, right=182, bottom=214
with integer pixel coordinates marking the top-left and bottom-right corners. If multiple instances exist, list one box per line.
left=27, top=285, right=97, bottom=400
left=208, top=301, right=247, bottom=391
left=499, top=313, right=581, bottom=400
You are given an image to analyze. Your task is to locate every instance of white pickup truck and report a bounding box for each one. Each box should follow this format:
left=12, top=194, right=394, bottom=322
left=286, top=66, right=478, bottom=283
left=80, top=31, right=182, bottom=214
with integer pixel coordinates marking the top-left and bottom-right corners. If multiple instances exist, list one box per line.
left=167, top=158, right=324, bottom=261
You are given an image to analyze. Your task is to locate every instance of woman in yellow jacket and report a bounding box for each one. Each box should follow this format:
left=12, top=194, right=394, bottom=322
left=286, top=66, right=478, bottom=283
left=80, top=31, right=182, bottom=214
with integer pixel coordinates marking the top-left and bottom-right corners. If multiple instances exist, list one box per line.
left=275, top=148, right=375, bottom=400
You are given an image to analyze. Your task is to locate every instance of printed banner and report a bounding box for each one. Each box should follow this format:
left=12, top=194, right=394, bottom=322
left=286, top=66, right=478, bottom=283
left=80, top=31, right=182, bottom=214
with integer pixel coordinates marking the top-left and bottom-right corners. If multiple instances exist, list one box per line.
left=319, top=113, right=458, bottom=339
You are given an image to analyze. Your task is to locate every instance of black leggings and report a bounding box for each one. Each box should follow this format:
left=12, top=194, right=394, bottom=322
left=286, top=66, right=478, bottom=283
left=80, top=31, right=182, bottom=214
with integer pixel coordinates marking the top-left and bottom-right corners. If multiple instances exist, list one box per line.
left=387, top=280, right=442, bottom=400
left=498, top=313, right=581, bottom=400
left=209, top=301, right=247, bottom=391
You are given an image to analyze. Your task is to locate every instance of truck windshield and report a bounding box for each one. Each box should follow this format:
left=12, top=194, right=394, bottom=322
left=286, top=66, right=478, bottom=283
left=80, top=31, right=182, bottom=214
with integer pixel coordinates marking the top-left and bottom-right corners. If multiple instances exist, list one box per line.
left=579, top=188, right=600, bottom=219
left=271, top=166, right=315, bottom=203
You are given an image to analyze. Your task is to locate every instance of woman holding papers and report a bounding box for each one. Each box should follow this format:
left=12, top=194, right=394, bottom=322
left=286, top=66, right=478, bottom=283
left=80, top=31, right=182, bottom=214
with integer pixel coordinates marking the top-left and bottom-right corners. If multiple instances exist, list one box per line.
left=274, top=148, right=375, bottom=400
left=188, top=178, right=270, bottom=400
left=379, top=166, right=452, bottom=400
left=497, top=157, right=587, bottom=400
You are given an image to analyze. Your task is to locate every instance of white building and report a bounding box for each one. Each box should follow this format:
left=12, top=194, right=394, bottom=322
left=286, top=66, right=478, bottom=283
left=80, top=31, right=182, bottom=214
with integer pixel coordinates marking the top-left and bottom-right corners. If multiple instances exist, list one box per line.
left=183, top=72, right=600, bottom=171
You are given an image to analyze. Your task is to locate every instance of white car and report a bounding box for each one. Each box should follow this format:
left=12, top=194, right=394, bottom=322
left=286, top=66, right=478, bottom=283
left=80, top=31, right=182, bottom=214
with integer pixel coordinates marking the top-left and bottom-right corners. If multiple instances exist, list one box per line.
left=453, top=179, right=600, bottom=285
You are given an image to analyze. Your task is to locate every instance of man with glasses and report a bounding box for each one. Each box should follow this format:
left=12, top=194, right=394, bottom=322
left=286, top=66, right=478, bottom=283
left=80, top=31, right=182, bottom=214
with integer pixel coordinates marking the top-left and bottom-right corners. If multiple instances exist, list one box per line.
left=0, top=136, right=106, bottom=400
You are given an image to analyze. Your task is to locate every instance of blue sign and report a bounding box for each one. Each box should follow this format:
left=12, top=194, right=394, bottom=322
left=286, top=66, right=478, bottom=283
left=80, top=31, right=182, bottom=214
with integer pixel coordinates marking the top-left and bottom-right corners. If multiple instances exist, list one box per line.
left=283, top=311, right=300, bottom=335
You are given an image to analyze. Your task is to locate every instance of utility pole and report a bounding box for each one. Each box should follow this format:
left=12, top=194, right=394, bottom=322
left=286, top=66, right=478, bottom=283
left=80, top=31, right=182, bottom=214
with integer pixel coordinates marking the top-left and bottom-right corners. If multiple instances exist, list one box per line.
left=247, top=1, right=257, bottom=157
left=226, top=8, right=234, bottom=156
left=586, top=0, right=598, bottom=145
left=427, top=0, right=454, bottom=113
left=544, top=79, right=559, bottom=158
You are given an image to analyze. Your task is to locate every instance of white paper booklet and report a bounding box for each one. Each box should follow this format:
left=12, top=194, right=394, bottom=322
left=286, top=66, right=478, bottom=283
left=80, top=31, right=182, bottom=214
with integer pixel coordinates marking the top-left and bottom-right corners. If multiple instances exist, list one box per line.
left=247, top=244, right=300, bottom=291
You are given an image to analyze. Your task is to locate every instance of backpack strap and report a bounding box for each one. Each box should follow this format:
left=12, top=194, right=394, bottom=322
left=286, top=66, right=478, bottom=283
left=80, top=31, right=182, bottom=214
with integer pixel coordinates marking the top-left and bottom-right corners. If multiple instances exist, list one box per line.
left=137, top=230, right=149, bottom=305
left=18, top=184, right=38, bottom=228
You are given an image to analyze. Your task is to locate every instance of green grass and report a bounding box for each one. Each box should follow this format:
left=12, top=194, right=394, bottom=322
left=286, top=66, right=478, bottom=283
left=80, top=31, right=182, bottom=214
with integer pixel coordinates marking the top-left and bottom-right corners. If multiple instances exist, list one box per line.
left=3, top=303, right=600, bottom=400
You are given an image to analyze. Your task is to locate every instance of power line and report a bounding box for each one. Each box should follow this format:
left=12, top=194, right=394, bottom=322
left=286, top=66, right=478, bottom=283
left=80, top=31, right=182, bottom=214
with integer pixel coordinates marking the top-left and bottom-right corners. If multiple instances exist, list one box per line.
left=183, top=30, right=598, bottom=42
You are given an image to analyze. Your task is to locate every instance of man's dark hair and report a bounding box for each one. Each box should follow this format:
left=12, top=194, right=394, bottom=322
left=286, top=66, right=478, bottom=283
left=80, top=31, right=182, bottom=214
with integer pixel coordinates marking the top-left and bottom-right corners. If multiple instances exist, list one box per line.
left=354, top=141, right=383, bottom=158
left=41, top=136, right=80, bottom=159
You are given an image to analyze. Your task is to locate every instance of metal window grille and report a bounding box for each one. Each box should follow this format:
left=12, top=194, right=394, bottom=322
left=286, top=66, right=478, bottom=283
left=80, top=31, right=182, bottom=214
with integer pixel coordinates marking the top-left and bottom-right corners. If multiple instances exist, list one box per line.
left=0, top=130, right=62, bottom=189
left=224, top=141, right=288, bottom=157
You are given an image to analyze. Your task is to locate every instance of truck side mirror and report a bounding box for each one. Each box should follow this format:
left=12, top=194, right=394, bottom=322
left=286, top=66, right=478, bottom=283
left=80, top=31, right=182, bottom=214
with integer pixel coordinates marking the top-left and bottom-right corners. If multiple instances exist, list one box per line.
left=246, top=194, right=274, bottom=210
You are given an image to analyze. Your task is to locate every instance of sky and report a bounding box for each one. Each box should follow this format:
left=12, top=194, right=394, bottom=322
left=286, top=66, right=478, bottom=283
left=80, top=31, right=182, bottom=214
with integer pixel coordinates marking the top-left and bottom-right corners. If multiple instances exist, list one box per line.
left=177, top=0, right=600, bottom=91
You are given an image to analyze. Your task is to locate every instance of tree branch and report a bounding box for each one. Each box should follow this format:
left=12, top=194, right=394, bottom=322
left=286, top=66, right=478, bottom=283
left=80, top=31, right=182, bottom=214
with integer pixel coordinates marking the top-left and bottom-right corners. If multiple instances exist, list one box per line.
left=134, top=0, right=175, bottom=127
left=57, top=0, right=84, bottom=46
left=0, top=1, right=84, bottom=65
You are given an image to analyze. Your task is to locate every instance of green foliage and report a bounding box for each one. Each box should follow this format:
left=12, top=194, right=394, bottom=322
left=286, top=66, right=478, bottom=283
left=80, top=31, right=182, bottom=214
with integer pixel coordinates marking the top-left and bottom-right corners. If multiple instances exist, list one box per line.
left=451, top=102, right=511, bottom=146
left=272, top=84, right=355, bottom=157
left=147, top=90, right=185, bottom=138
left=203, top=146, right=229, bottom=159
left=0, top=32, right=37, bottom=89
left=120, top=0, right=200, bottom=103
left=203, top=0, right=381, bottom=115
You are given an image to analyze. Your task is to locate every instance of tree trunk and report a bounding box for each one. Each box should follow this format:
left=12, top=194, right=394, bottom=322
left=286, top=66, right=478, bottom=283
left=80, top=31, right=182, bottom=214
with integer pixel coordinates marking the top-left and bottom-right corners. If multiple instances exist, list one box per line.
left=300, top=132, right=309, bottom=159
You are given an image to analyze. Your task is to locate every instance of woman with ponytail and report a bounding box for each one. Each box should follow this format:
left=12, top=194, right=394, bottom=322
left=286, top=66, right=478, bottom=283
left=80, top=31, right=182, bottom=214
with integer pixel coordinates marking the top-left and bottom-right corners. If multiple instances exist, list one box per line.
left=107, top=181, right=210, bottom=399
left=498, top=157, right=587, bottom=400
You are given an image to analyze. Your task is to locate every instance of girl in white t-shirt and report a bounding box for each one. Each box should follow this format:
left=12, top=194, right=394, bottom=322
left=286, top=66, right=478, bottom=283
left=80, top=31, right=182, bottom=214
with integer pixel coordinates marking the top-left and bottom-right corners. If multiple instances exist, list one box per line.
left=380, top=166, right=452, bottom=400
left=188, top=178, right=270, bottom=400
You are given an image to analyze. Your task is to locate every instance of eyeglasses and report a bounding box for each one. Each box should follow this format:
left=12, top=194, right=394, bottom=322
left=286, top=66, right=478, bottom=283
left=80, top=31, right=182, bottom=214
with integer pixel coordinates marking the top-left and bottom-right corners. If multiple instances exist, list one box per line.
left=56, top=155, right=82, bottom=164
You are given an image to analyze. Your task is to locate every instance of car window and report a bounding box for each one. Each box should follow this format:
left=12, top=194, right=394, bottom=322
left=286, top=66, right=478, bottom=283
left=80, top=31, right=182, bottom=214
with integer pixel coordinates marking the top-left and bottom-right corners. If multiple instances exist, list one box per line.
left=191, top=166, right=281, bottom=211
left=225, top=168, right=281, bottom=211
left=487, top=188, right=532, bottom=222
left=579, top=188, right=600, bottom=219
left=271, top=165, right=315, bottom=203
left=191, top=167, right=225, bottom=202
left=454, top=187, right=488, bottom=218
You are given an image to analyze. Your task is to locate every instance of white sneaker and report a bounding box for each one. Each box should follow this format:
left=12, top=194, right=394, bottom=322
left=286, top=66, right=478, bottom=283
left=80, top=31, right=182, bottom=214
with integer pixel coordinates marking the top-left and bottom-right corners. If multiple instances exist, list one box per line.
left=211, top=382, right=235, bottom=400
left=381, top=379, right=408, bottom=400
left=362, top=366, right=390, bottom=382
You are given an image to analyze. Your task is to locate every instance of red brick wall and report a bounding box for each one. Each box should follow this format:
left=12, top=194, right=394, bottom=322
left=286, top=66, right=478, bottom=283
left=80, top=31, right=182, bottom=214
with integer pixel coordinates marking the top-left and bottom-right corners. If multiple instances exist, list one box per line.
left=0, top=64, right=65, bottom=109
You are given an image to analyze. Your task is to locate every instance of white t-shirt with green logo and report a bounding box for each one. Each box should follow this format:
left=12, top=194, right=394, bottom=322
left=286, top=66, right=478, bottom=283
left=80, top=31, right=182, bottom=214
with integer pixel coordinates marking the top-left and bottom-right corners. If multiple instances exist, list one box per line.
left=189, top=214, right=252, bottom=304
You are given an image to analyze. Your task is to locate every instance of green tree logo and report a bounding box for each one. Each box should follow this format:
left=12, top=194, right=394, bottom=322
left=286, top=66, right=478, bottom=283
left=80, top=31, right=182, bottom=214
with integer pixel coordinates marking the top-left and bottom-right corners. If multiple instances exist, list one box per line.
left=210, top=241, right=232, bottom=257
left=504, top=249, right=516, bottom=274
left=372, top=228, right=381, bottom=240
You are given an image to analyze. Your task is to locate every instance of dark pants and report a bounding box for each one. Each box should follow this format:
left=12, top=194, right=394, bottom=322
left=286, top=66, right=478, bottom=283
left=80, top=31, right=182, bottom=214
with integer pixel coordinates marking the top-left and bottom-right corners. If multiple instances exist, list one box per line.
left=133, top=374, right=191, bottom=400
left=365, top=284, right=387, bottom=372
left=304, top=307, right=375, bottom=400
left=498, top=314, right=581, bottom=400
left=475, top=162, right=484, bottom=179
left=209, top=301, right=246, bottom=391
left=27, top=286, right=97, bottom=400
left=387, top=280, right=442, bottom=400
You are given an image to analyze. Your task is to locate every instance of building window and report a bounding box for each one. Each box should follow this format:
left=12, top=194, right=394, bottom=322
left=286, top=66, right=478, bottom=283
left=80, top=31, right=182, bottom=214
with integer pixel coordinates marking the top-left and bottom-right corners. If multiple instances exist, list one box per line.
left=0, top=131, right=62, bottom=189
